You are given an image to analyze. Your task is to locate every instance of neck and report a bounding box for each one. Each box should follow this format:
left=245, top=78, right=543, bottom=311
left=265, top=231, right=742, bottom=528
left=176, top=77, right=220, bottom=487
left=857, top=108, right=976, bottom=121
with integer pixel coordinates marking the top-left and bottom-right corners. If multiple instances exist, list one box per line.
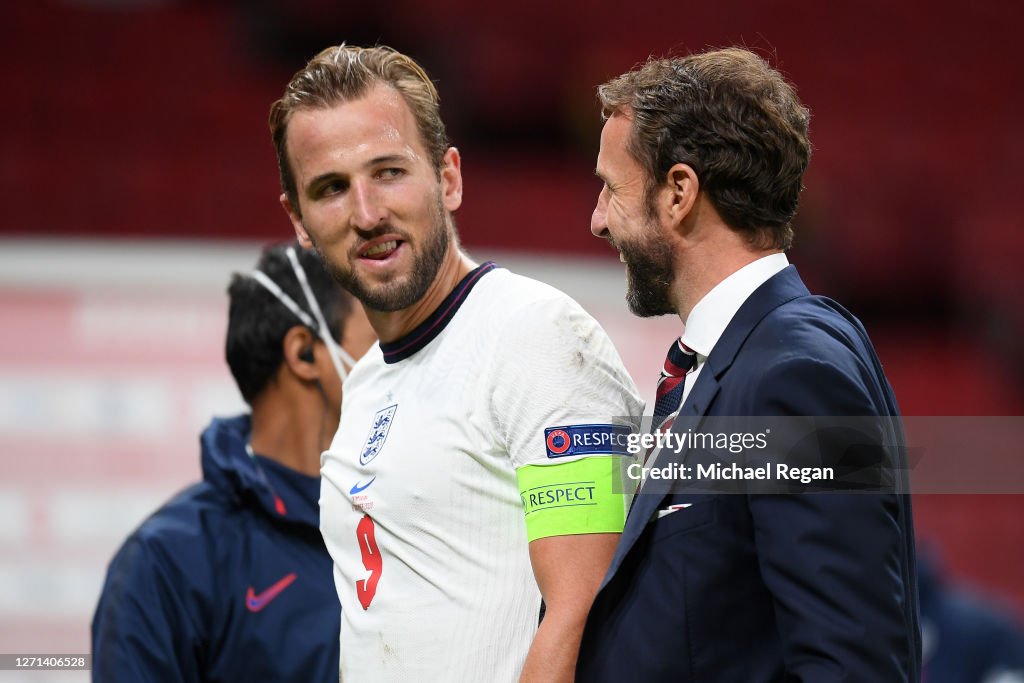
left=367, top=245, right=476, bottom=343
left=672, top=230, right=781, bottom=323
left=248, top=385, right=332, bottom=477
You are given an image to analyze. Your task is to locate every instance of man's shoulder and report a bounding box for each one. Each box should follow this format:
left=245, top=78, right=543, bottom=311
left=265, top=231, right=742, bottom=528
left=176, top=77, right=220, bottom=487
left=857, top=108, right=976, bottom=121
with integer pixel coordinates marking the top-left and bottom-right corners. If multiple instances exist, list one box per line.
left=477, top=267, right=583, bottom=311
left=481, top=271, right=620, bottom=360
left=469, top=268, right=600, bottom=335
left=720, top=291, right=882, bottom=394
left=122, top=481, right=236, bottom=563
left=753, top=293, right=872, bottom=359
left=726, top=292, right=894, bottom=413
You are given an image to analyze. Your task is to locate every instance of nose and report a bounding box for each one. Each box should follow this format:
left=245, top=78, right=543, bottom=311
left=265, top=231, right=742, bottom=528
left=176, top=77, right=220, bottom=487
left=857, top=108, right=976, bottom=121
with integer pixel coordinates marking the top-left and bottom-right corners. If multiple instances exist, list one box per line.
left=350, top=179, right=386, bottom=230
left=590, top=188, right=608, bottom=238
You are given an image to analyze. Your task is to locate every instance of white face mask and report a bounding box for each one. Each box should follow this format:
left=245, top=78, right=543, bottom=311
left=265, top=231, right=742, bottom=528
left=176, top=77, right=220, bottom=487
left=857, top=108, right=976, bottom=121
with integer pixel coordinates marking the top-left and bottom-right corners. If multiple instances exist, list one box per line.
left=248, top=246, right=356, bottom=384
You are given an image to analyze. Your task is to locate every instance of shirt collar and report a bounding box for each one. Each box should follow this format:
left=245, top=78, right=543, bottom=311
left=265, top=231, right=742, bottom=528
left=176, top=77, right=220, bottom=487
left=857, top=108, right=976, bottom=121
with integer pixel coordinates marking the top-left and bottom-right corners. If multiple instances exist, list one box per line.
left=379, top=261, right=497, bottom=364
left=681, top=252, right=789, bottom=359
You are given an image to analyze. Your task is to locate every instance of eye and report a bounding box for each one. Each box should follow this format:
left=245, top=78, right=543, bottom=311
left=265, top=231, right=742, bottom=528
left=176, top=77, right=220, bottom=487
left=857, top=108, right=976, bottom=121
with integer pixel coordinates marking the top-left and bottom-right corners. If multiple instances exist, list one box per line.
left=377, top=167, right=405, bottom=180
left=317, top=179, right=347, bottom=198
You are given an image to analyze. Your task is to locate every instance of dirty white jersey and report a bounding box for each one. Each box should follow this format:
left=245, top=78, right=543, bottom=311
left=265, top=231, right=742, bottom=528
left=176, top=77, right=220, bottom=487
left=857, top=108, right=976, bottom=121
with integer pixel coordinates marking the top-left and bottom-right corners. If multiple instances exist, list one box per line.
left=320, top=263, right=643, bottom=682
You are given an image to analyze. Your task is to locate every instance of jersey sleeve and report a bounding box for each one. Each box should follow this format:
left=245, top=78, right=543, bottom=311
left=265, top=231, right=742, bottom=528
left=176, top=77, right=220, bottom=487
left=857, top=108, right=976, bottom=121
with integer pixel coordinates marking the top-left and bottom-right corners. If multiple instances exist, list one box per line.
left=485, top=294, right=644, bottom=540
left=91, top=534, right=204, bottom=683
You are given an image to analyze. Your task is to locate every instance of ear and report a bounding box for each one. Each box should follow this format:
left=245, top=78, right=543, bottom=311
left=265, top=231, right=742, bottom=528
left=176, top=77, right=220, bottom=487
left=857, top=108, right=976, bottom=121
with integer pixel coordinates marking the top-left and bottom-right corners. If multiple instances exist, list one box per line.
left=281, top=325, right=320, bottom=382
left=439, top=147, right=463, bottom=213
left=281, top=193, right=314, bottom=249
left=664, top=163, right=700, bottom=226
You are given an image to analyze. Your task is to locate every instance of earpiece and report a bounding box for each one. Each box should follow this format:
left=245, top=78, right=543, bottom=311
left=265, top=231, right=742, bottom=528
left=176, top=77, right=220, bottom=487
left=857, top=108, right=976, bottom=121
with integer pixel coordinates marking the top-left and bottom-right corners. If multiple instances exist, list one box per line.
left=299, top=347, right=314, bottom=363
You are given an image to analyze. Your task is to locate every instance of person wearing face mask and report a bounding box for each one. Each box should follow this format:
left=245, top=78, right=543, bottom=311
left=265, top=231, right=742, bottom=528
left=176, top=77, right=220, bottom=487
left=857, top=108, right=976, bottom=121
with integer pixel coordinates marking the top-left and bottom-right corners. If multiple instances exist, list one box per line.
left=91, top=242, right=376, bottom=682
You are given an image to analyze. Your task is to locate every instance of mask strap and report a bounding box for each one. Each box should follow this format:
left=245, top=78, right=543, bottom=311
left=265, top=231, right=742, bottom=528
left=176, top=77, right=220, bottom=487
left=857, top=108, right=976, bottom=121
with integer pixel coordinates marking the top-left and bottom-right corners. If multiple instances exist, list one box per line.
left=248, top=249, right=354, bottom=383
left=285, top=247, right=355, bottom=380
left=249, top=270, right=316, bottom=329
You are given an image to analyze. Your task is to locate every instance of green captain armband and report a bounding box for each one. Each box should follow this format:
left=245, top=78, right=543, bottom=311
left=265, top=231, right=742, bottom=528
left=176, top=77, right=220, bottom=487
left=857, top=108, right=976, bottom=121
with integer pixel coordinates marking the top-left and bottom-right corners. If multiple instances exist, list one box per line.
left=516, top=456, right=627, bottom=542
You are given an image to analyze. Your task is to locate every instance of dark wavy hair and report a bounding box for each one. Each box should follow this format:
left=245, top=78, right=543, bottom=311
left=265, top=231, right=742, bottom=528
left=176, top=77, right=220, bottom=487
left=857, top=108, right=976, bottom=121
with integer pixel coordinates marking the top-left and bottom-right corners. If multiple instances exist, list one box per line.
left=225, top=242, right=353, bottom=403
left=598, top=47, right=811, bottom=250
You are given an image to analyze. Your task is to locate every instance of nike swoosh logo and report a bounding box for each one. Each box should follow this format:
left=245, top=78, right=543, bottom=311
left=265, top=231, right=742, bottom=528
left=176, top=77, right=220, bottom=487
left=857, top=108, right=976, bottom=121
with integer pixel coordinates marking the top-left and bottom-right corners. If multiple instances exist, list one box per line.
left=246, top=572, right=297, bottom=612
left=350, top=476, right=376, bottom=495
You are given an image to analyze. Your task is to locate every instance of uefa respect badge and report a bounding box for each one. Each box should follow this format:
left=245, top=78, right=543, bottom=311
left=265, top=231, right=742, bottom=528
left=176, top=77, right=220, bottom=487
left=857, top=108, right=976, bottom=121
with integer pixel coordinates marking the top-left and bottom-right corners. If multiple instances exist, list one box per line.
left=543, top=424, right=633, bottom=459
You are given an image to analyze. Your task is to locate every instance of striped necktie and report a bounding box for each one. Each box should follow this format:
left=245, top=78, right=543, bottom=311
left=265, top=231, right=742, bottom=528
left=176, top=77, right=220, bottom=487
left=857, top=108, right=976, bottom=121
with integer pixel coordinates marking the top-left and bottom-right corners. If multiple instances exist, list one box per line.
left=653, top=337, right=697, bottom=428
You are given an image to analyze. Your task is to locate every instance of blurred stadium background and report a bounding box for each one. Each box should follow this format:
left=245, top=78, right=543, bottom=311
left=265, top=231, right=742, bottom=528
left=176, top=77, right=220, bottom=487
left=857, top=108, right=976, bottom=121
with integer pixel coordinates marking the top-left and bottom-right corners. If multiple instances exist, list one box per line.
left=2, top=0, right=1022, bottom=677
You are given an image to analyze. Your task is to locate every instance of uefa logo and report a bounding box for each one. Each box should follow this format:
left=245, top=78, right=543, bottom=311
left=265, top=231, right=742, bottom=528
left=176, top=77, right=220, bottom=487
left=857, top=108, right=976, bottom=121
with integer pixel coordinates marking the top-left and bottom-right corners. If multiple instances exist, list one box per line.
left=545, top=429, right=571, bottom=456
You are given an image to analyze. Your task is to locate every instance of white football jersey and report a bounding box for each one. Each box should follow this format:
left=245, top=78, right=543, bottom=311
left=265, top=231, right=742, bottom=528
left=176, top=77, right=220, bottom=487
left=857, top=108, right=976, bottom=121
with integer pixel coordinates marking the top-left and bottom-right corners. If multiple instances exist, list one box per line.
left=320, top=263, right=643, bottom=682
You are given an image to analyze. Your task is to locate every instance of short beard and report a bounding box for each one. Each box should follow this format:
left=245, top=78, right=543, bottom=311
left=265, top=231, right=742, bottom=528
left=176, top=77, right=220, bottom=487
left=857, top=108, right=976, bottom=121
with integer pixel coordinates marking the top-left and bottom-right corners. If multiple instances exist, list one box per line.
left=614, top=215, right=675, bottom=318
left=313, top=194, right=451, bottom=312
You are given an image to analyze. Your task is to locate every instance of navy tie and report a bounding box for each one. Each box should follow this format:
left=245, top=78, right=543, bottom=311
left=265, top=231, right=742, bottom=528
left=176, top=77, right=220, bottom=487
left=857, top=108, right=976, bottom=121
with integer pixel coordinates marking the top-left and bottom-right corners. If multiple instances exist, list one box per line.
left=653, top=337, right=697, bottom=428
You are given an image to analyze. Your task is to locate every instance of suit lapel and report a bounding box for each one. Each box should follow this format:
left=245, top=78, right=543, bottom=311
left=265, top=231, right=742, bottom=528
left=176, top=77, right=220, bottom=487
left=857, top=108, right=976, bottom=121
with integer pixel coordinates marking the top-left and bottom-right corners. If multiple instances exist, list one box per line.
left=602, top=372, right=721, bottom=586
left=601, top=266, right=811, bottom=588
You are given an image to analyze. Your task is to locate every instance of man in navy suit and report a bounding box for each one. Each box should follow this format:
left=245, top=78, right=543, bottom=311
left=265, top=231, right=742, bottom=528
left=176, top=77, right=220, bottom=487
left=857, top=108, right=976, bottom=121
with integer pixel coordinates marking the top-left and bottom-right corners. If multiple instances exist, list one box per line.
left=578, top=48, right=922, bottom=681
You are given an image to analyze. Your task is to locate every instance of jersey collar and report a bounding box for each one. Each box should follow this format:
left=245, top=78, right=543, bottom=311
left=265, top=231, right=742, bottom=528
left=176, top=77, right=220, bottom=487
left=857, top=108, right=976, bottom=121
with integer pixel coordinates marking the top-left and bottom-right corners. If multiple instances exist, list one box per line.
left=380, top=261, right=498, bottom=364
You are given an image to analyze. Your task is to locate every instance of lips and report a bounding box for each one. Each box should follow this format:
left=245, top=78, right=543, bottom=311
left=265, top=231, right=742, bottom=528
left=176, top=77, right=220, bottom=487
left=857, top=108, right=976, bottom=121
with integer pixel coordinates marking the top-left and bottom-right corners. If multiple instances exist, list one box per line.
left=364, top=240, right=399, bottom=258
left=357, top=235, right=404, bottom=261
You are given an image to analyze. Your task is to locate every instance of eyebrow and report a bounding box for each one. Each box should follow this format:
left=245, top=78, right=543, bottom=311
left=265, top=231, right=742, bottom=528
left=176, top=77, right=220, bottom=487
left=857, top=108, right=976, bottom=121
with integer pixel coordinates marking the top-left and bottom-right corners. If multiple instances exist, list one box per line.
left=594, top=168, right=613, bottom=186
left=367, top=153, right=411, bottom=167
left=306, top=154, right=413, bottom=190
left=307, top=171, right=341, bottom=189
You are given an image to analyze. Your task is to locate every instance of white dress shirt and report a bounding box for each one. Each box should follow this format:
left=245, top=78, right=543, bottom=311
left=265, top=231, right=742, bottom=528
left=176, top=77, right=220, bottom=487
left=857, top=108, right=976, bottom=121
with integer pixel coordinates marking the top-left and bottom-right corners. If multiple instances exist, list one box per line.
left=679, top=252, right=790, bottom=405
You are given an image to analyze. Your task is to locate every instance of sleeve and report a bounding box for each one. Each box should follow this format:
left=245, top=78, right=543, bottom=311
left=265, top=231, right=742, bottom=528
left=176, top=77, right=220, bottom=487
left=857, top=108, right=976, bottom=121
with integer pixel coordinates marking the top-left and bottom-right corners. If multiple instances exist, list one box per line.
left=486, top=294, right=644, bottom=467
left=747, top=356, right=918, bottom=680
left=91, top=535, right=204, bottom=683
left=485, top=294, right=645, bottom=540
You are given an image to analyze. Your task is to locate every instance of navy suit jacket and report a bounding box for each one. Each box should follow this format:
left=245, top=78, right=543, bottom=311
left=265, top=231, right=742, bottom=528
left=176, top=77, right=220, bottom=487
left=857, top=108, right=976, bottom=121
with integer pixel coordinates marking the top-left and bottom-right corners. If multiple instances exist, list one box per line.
left=577, top=266, right=921, bottom=682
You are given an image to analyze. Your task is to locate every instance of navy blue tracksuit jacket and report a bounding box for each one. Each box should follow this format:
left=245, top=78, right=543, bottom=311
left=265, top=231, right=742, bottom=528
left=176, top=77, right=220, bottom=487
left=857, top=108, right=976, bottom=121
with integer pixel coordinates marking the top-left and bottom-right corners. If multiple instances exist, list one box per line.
left=92, top=414, right=339, bottom=682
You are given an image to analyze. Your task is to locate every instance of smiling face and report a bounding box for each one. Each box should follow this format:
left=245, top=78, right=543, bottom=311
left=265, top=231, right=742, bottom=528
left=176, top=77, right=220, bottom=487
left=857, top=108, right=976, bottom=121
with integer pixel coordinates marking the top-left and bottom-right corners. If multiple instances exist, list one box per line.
left=282, top=84, right=463, bottom=313
left=592, top=111, right=676, bottom=318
